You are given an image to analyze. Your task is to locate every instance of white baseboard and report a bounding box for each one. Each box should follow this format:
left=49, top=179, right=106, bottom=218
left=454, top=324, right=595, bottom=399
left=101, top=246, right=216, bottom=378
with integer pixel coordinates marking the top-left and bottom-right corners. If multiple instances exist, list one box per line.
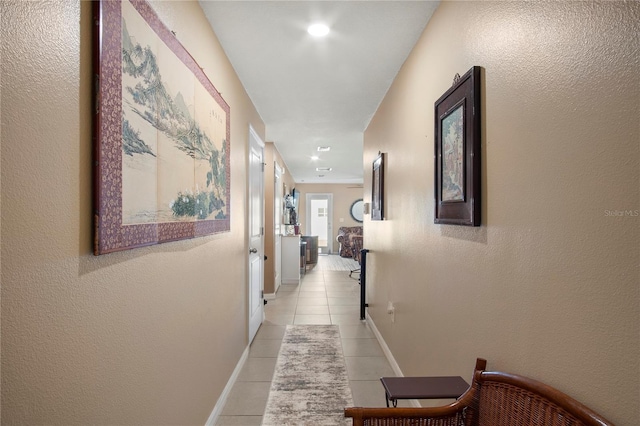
left=204, top=345, right=250, bottom=426
left=265, top=292, right=276, bottom=300
left=366, top=313, right=421, bottom=408
left=365, top=313, right=403, bottom=376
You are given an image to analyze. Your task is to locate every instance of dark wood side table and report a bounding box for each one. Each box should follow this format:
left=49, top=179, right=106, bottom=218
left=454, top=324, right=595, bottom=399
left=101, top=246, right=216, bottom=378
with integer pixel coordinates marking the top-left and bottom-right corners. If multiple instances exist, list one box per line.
left=380, top=376, right=469, bottom=407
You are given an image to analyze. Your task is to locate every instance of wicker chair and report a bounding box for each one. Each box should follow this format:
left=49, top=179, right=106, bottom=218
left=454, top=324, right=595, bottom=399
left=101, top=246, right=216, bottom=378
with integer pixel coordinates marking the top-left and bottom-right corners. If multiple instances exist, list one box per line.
left=345, top=358, right=614, bottom=426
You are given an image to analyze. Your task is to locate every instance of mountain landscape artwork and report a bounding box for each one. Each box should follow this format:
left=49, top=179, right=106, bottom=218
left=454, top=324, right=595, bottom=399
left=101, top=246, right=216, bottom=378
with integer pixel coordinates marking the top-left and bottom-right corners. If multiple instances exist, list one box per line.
left=93, top=0, right=231, bottom=255
left=121, top=0, right=227, bottom=224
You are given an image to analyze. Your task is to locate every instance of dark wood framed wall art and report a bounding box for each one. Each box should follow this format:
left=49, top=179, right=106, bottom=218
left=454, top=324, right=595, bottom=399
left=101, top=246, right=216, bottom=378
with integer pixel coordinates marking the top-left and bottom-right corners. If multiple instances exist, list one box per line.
left=92, top=0, right=231, bottom=255
left=434, top=66, right=481, bottom=226
left=371, top=152, right=385, bottom=221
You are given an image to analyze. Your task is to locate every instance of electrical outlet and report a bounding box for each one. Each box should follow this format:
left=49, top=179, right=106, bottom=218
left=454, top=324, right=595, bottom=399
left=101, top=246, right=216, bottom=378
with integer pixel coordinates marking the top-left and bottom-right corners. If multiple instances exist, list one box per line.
left=387, top=301, right=395, bottom=323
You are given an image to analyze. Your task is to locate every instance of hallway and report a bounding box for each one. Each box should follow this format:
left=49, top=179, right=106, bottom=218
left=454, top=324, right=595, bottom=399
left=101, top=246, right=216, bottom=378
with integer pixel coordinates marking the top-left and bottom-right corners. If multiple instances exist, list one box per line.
left=215, top=258, right=403, bottom=425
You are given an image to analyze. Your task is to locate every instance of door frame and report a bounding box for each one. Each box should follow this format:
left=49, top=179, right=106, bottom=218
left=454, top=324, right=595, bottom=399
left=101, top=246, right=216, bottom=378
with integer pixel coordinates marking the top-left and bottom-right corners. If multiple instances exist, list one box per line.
left=305, top=193, right=333, bottom=254
left=247, top=125, right=265, bottom=343
left=273, top=162, right=284, bottom=294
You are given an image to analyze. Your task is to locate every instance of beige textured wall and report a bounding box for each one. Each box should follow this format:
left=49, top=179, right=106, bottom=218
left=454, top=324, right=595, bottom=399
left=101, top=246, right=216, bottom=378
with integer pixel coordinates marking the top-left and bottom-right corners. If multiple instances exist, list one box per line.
left=1, top=1, right=264, bottom=424
left=295, top=183, right=364, bottom=253
left=364, top=2, right=639, bottom=425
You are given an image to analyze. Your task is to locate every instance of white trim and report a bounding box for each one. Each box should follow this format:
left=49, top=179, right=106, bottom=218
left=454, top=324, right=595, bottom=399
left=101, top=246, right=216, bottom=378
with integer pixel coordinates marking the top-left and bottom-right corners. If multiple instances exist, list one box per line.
left=205, top=345, right=250, bottom=426
left=248, top=124, right=265, bottom=343
left=265, top=292, right=277, bottom=300
left=366, top=313, right=421, bottom=407
left=274, top=163, right=284, bottom=294
left=365, top=313, right=403, bottom=376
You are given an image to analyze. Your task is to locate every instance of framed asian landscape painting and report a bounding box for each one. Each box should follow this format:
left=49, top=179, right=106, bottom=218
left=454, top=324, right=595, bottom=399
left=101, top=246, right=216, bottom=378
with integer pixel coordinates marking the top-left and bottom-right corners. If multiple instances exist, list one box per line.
left=92, top=0, right=231, bottom=255
left=434, top=66, right=481, bottom=226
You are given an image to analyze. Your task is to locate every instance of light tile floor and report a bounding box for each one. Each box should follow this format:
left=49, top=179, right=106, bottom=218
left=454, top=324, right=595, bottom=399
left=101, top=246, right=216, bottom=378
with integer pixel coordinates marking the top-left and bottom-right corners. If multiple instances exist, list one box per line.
left=215, top=265, right=408, bottom=425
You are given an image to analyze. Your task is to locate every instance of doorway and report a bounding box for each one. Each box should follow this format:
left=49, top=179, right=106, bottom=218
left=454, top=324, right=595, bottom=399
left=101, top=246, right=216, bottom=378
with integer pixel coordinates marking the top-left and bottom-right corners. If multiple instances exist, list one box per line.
left=305, top=193, right=333, bottom=254
left=273, top=163, right=283, bottom=294
left=248, top=126, right=264, bottom=343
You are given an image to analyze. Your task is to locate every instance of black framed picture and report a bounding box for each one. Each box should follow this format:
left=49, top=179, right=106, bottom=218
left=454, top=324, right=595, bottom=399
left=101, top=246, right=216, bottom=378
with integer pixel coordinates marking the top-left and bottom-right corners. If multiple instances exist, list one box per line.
left=434, top=66, right=481, bottom=226
left=372, top=153, right=385, bottom=221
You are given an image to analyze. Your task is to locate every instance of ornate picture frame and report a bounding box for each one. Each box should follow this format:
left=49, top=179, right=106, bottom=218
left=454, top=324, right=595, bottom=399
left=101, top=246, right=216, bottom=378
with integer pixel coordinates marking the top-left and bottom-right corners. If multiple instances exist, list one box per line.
left=434, top=66, right=481, bottom=226
left=92, top=0, right=231, bottom=255
left=372, top=153, right=385, bottom=221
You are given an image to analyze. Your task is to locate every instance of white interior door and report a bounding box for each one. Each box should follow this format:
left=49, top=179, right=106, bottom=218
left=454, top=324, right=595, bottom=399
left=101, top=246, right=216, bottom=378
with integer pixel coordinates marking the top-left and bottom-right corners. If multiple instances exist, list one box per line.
left=248, top=126, right=264, bottom=343
left=305, top=193, right=333, bottom=254
left=274, top=163, right=283, bottom=293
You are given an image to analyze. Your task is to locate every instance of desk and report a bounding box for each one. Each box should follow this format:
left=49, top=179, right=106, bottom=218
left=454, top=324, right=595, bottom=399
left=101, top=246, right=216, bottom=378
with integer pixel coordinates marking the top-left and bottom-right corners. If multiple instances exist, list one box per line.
left=281, top=235, right=301, bottom=284
left=380, top=376, right=469, bottom=407
left=300, top=236, right=318, bottom=266
left=300, top=241, right=307, bottom=275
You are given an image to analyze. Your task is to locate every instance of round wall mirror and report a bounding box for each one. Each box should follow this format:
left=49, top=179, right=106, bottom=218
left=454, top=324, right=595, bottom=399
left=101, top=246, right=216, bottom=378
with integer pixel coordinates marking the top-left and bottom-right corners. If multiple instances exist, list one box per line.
left=350, top=199, right=364, bottom=223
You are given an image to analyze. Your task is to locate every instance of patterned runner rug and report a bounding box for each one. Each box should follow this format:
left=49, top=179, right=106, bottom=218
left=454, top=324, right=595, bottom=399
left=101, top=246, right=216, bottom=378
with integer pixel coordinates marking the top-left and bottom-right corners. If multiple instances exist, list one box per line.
left=262, top=325, right=353, bottom=425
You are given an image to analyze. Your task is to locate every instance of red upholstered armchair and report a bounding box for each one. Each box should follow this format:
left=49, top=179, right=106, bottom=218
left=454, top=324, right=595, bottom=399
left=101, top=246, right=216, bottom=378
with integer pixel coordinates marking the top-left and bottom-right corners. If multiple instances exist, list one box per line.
left=336, top=226, right=363, bottom=258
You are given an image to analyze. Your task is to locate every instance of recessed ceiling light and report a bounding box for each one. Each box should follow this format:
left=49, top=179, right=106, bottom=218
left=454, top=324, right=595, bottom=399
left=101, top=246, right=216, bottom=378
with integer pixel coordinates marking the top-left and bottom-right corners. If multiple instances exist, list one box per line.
left=308, top=23, right=330, bottom=37
left=317, top=146, right=331, bottom=152
left=316, top=167, right=332, bottom=172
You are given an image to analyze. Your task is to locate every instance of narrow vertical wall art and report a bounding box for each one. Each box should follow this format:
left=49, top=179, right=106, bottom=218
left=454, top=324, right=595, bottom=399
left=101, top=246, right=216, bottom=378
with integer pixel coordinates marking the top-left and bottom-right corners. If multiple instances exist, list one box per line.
left=434, top=66, right=481, bottom=226
left=371, top=152, right=385, bottom=221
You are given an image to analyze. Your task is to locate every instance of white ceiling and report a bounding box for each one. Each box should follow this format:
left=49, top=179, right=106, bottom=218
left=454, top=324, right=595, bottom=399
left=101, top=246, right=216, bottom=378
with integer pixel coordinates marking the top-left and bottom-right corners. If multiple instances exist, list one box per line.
left=199, top=1, right=439, bottom=183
